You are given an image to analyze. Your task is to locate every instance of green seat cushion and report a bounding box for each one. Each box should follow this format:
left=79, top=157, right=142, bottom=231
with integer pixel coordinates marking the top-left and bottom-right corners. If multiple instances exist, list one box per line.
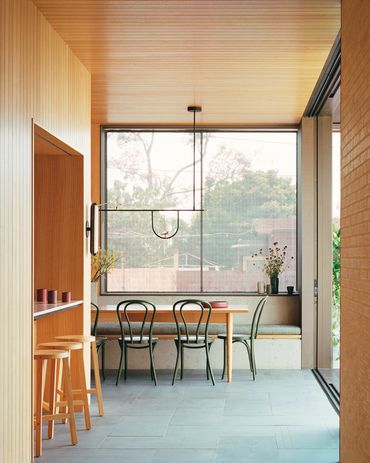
left=234, top=324, right=301, bottom=335
left=93, top=322, right=301, bottom=336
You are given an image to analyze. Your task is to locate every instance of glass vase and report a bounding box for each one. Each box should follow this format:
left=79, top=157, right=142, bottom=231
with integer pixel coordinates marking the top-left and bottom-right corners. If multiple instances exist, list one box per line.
left=270, top=277, right=279, bottom=294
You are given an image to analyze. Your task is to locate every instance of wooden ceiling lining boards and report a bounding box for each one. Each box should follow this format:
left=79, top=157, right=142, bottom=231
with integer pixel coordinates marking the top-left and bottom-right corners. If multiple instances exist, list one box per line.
left=33, top=0, right=340, bottom=124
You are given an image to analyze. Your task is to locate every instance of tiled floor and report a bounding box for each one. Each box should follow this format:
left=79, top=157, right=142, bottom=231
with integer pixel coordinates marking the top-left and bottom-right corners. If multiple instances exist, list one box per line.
left=39, top=370, right=339, bottom=463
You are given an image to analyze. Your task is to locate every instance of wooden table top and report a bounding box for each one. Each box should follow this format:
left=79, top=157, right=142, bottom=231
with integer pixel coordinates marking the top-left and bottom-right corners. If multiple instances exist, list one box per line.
left=97, top=304, right=248, bottom=314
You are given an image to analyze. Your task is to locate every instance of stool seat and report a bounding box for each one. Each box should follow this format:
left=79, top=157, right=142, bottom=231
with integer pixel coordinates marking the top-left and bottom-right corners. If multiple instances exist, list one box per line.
left=34, top=349, right=69, bottom=359
left=57, top=334, right=96, bottom=343
left=56, top=333, right=104, bottom=416
left=38, top=341, right=83, bottom=351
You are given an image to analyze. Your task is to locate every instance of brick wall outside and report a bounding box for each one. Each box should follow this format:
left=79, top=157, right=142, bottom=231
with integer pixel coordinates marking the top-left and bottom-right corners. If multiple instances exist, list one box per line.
left=341, top=1, right=370, bottom=461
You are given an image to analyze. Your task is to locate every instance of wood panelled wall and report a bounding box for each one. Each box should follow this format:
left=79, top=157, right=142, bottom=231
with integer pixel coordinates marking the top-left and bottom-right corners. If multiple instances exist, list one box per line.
left=0, top=0, right=91, bottom=461
left=341, top=0, right=370, bottom=461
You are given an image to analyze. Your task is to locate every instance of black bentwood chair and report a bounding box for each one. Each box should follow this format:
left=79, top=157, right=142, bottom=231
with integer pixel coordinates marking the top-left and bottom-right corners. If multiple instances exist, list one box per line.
left=116, top=300, right=158, bottom=386
left=218, top=296, right=268, bottom=381
left=172, top=300, right=215, bottom=386
left=91, top=302, right=108, bottom=381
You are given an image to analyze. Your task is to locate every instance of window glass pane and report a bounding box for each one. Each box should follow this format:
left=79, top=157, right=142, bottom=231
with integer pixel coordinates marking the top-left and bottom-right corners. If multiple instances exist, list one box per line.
left=106, top=131, right=201, bottom=292
left=202, top=132, right=297, bottom=292
left=104, top=130, right=297, bottom=293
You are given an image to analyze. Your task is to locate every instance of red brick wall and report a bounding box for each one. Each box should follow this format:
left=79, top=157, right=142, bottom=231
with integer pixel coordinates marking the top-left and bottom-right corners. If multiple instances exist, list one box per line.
left=341, top=1, right=370, bottom=461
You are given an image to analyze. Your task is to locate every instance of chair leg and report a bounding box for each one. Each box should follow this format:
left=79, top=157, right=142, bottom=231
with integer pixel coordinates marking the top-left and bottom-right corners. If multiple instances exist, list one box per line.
left=205, top=343, right=215, bottom=386
left=240, top=339, right=255, bottom=380
left=116, top=341, right=124, bottom=386
left=221, top=339, right=227, bottom=380
left=206, top=342, right=213, bottom=380
left=124, top=344, right=128, bottom=380
left=180, top=344, right=184, bottom=380
left=101, top=343, right=106, bottom=381
left=243, top=340, right=255, bottom=381
left=251, top=341, right=257, bottom=379
left=149, top=342, right=157, bottom=386
left=172, top=341, right=181, bottom=385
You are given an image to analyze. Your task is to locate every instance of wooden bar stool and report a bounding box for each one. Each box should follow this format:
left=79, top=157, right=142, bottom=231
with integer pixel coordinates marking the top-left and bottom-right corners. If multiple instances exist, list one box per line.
left=37, top=341, right=91, bottom=432
left=56, top=335, right=104, bottom=416
left=34, top=349, right=77, bottom=458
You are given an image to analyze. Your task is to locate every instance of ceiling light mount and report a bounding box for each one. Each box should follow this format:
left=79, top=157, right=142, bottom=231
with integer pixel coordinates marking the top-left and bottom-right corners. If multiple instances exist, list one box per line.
left=187, top=106, right=202, bottom=113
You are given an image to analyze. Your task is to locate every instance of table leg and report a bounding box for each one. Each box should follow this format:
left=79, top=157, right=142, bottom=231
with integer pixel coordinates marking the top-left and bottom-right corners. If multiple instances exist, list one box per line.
left=227, top=313, right=233, bottom=383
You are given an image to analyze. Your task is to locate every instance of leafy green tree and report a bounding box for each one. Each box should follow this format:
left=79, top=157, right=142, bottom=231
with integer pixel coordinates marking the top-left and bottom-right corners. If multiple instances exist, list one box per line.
left=106, top=133, right=296, bottom=270
left=332, top=226, right=340, bottom=354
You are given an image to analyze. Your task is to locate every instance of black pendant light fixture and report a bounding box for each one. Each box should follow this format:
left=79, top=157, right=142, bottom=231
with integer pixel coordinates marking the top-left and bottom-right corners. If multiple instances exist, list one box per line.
left=92, top=106, right=203, bottom=250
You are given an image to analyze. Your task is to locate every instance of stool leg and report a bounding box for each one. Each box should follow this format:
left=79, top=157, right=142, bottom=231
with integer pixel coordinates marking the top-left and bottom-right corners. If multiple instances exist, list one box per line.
left=47, top=359, right=57, bottom=439
left=60, top=357, right=68, bottom=424
left=78, top=348, right=91, bottom=430
left=62, top=357, right=78, bottom=445
left=91, top=340, right=104, bottom=416
left=35, top=359, right=47, bottom=457
left=55, top=358, right=64, bottom=421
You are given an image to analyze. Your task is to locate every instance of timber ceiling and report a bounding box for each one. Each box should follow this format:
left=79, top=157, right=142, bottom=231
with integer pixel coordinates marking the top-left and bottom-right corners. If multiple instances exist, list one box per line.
left=33, top=0, right=340, bottom=125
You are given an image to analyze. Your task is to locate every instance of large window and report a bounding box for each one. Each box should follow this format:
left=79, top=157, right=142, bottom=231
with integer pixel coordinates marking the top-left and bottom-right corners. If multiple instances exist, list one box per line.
left=102, top=129, right=297, bottom=293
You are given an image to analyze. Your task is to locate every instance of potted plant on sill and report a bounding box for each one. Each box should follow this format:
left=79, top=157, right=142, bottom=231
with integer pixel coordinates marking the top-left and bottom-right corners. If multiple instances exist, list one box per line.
left=91, top=248, right=122, bottom=303
left=252, top=242, right=293, bottom=294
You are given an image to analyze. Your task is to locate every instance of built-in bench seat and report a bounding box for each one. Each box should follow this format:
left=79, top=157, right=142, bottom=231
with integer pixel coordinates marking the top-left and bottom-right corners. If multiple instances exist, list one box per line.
left=94, top=322, right=301, bottom=339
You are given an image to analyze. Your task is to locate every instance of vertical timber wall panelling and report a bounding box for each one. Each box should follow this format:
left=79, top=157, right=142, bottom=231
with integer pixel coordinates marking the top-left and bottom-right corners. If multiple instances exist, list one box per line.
left=299, top=118, right=317, bottom=368
left=34, top=151, right=85, bottom=395
left=341, top=1, right=370, bottom=461
left=0, top=1, right=91, bottom=462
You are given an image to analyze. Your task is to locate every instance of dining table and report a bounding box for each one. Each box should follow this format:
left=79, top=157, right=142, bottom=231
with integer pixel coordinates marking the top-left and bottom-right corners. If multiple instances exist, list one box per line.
left=93, top=304, right=248, bottom=383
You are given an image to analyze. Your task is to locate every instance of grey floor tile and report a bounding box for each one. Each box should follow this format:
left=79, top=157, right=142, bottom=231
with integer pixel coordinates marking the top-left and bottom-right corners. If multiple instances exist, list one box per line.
left=276, top=425, right=339, bottom=449
left=224, top=399, right=272, bottom=416
left=217, top=436, right=278, bottom=461
left=100, top=435, right=219, bottom=449
left=277, top=449, right=339, bottom=462
left=166, top=424, right=278, bottom=438
left=109, top=415, right=171, bottom=437
left=152, top=449, right=217, bottom=463
left=170, top=407, right=224, bottom=426
left=38, top=448, right=155, bottom=463
left=177, top=397, right=226, bottom=409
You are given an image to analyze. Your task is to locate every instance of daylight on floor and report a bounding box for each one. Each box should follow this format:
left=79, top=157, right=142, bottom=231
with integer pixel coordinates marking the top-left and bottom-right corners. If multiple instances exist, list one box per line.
left=1, top=1, right=369, bottom=463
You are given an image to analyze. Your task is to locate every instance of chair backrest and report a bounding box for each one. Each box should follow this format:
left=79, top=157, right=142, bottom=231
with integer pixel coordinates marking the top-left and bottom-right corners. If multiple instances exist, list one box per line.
left=116, top=300, right=156, bottom=343
left=173, top=299, right=212, bottom=343
left=250, top=296, right=269, bottom=339
left=91, top=302, right=100, bottom=336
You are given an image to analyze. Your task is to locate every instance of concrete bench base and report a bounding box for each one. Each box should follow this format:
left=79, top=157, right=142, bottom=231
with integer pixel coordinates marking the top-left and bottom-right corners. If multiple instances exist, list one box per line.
left=98, top=337, right=302, bottom=370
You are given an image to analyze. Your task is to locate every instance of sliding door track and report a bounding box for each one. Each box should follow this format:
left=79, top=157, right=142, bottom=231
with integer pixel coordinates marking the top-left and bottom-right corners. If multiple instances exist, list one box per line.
left=312, top=369, right=340, bottom=415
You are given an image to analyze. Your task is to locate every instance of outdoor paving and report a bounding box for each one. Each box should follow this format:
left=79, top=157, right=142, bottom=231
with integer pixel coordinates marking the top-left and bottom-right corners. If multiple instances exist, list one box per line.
left=39, top=369, right=339, bottom=463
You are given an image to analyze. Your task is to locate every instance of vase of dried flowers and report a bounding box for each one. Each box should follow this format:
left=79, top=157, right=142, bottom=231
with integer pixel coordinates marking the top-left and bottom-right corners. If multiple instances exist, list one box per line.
left=252, top=242, right=294, bottom=295
left=270, top=276, right=279, bottom=294
left=91, top=248, right=122, bottom=302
